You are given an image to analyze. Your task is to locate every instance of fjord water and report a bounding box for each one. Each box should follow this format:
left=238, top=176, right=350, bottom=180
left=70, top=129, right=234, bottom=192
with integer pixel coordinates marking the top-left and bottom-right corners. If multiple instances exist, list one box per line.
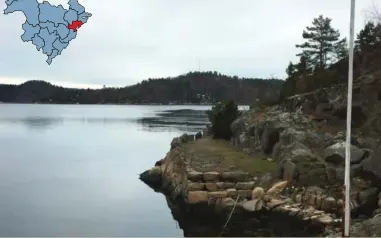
left=0, top=104, right=216, bottom=237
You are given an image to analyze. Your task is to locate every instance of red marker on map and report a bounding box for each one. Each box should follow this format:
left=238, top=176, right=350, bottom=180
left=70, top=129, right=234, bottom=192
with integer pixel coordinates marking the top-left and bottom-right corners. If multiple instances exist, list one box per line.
left=68, top=20, right=83, bottom=32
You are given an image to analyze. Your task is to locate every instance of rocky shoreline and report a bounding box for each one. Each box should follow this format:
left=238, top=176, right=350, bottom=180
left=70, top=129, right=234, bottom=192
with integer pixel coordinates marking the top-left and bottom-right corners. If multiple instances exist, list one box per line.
left=140, top=134, right=342, bottom=236
left=140, top=74, right=381, bottom=237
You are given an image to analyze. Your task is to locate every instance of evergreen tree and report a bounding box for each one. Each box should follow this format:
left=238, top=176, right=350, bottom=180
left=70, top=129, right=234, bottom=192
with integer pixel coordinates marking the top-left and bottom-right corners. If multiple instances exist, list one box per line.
left=355, top=22, right=381, bottom=52
left=296, top=15, right=342, bottom=70
left=286, top=61, right=296, bottom=78
left=207, top=100, right=240, bottom=140
left=296, top=54, right=311, bottom=75
left=334, top=37, right=348, bottom=61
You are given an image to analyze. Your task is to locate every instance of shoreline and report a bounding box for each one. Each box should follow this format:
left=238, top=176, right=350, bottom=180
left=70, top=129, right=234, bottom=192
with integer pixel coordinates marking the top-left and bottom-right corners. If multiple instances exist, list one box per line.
left=0, top=102, right=249, bottom=107
left=139, top=133, right=342, bottom=237
left=139, top=81, right=381, bottom=237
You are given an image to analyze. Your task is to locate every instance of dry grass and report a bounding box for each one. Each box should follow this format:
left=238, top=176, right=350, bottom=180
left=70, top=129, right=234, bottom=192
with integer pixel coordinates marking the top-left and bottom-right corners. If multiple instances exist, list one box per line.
left=183, top=137, right=277, bottom=176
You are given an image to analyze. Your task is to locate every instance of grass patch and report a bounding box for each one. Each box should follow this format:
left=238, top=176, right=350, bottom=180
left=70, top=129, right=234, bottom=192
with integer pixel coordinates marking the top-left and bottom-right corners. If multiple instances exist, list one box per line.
left=184, top=137, right=277, bottom=176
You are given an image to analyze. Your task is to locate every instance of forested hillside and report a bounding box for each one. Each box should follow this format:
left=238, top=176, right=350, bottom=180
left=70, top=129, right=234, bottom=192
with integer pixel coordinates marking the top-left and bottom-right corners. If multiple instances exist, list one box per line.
left=0, top=71, right=283, bottom=104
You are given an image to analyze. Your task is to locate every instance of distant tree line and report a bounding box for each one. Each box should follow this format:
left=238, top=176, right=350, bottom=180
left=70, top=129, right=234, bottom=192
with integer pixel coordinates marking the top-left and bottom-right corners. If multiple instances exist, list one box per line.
left=0, top=71, right=283, bottom=105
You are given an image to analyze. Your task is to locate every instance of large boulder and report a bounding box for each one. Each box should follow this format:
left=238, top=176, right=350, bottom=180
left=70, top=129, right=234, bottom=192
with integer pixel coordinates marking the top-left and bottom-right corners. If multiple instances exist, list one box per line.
left=324, top=142, right=365, bottom=165
left=277, top=142, right=327, bottom=186
left=326, top=162, right=364, bottom=184
left=343, top=215, right=381, bottom=237
left=276, top=141, right=314, bottom=162
left=358, top=187, right=379, bottom=208
left=278, top=127, right=332, bottom=149
left=363, top=147, right=381, bottom=181
left=279, top=159, right=297, bottom=183
left=279, top=128, right=306, bottom=146
left=139, top=166, right=162, bottom=187
left=170, top=137, right=182, bottom=150
left=266, top=180, right=288, bottom=196
left=252, top=187, right=265, bottom=199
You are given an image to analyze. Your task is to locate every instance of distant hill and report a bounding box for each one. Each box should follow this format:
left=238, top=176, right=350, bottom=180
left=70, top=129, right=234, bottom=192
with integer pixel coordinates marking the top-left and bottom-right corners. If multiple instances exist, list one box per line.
left=0, top=71, right=283, bottom=105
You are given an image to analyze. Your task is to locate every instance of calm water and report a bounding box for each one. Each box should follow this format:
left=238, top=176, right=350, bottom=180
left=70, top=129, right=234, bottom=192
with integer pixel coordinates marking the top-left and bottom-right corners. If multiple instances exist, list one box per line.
left=0, top=104, right=219, bottom=237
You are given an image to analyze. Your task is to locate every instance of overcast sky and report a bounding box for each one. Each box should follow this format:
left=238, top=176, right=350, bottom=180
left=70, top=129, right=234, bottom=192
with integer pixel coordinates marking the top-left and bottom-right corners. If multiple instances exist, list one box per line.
left=0, top=0, right=379, bottom=88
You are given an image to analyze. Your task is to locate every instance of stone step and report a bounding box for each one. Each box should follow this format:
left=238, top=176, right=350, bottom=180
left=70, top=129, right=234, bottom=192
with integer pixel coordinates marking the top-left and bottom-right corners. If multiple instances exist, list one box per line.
left=187, top=170, right=251, bottom=182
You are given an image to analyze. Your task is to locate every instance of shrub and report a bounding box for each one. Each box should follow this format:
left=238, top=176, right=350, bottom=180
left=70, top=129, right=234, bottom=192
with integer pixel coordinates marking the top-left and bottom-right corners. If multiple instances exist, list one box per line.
left=207, top=100, right=240, bottom=140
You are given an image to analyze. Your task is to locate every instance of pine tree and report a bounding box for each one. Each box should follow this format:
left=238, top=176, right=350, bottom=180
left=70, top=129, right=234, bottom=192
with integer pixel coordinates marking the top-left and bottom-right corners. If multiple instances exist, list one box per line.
left=296, top=54, right=311, bottom=74
left=286, top=61, right=296, bottom=78
left=355, top=22, right=381, bottom=52
left=334, top=37, right=348, bottom=61
left=296, top=15, right=341, bottom=70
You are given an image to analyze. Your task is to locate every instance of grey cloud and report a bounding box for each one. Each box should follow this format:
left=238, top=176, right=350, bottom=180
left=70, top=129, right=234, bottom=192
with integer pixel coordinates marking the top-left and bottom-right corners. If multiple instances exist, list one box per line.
left=0, top=0, right=379, bottom=88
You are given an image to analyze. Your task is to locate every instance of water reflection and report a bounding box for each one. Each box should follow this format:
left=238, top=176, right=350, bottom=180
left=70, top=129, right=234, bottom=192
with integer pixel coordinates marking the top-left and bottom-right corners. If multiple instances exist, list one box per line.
left=0, top=117, right=64, bottom=129
left=137, top=109, right=209, bottom=133
left=0, top=109, right=210, bottom=133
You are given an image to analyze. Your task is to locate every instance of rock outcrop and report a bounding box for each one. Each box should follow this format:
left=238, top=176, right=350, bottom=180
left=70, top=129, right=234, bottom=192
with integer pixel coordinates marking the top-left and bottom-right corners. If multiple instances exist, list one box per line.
left=140, top=134, right=346, bottom=236
left=140, top=71, right=381, bottom=237
left=227, top=73, right=381, bottom=236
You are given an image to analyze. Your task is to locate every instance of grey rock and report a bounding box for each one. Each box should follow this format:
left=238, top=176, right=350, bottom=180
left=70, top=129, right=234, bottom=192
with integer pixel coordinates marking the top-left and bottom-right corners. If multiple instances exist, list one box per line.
left=235, top=181, right=255, bottom=190
left=358, top=187, right=379, bottom=206
left=188, top=191, right=209, bottom=204
left=321, top=197, right=336, bottom=212
left=188, top=182, right=205, bottom=191
left=221, top=197, right=236, bottom=208
left=352, top=177, right=372, bottom=190
left=139, top=166, right=162, bottom=186
left=271, top=142, right=282, bottom=161
left=226, top=188, right=238, bottom=197
left=221, top=171, right=249, bottom=182
left=318, top=215, right=334, bottom=225
left=209, top=191, right=228, bottom=198
left=170, top=137, right=182, bottom=150
left=363, top=147, right=381, bottom=181
left=324, top=142, right=365, bottom=165
left=258, top=172, right=273, bottom=188
left=237, top=190, right=252, bottom=199
left=216, top=182, right=227, bottom=190
left=179, top=133, right=188, bottom=143
left=279, top=159, right=297, bottom=182
left=187, top=171, right=203, bottom=181
left=266, top=199, right=287, bottom=209
left=333, top=164, right=365, bottom=182
left=346, top=215, right=381, bottom=237
left=252, top=187, right=265, bottom=199
left=203, top=172, right=220, bottom=182
left=261, top=126, right=280, bottom=154
left=239, top=133, right=249, bottom=147
left=279, top=128, right=306, bottom=146
left=242, top=199, right=263, bottom=212
left=186, top=134, right=195, bottom=141
left=205, top=183, right=219, bottom=191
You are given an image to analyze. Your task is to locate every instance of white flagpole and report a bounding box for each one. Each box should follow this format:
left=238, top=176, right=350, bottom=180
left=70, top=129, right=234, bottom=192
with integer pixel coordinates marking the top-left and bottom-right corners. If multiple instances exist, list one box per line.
left=344, top=0, right=356, bottom=236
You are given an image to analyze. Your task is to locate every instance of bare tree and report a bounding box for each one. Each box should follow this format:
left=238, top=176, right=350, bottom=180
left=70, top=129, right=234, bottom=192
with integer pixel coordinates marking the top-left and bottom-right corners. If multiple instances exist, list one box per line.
left=366, top=1, right=381, bottom=24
